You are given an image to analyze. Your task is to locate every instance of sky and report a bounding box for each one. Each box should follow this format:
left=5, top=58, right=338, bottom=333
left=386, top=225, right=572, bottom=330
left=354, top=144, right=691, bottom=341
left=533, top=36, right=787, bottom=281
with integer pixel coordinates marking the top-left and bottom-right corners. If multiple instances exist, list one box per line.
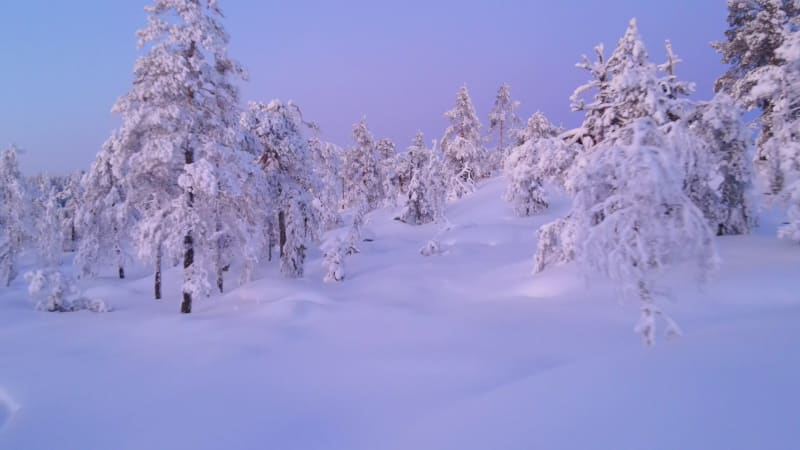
left=0, top=0, right=729, bottom=175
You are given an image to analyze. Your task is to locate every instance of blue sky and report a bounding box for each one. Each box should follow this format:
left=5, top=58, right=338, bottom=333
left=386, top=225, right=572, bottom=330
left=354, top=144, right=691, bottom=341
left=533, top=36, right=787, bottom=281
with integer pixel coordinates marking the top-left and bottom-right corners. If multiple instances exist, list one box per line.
left=0, top=0, right=728, bottom=174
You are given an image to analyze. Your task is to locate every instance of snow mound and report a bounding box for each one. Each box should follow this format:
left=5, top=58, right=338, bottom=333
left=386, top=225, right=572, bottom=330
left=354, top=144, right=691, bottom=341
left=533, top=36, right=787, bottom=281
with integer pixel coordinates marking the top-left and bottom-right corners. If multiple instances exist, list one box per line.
left=0, top=389, right=20, bottom=432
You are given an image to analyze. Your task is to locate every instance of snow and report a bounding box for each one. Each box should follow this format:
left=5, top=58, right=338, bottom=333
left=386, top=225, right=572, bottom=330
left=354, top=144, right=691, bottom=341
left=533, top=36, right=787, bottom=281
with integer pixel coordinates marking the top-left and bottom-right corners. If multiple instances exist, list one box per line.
left=1, top=178, right=800, bottom=449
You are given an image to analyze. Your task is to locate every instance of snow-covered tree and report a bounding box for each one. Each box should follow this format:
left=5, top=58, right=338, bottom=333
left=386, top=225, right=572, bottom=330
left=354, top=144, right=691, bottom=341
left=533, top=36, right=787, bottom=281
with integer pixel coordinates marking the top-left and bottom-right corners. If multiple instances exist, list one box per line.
left=441, top=85, right=486, bottom=199
left=736, top=26, right=800, bottom=240
left=33, top=179, right=63, bottom=269
left=504, top=114, right=553, bottom=216
left=567, top=19, right=668, bottom=148
left=113, top=0, right=252, bottom=312
left=713, top=0, right=800, bottom=191
left=343, top=117, right=384, bottom=210
left=242, top=100, right=320, bottom=278
left=376, top=137, right=405, bottom=206
left=0, top=145, right=27, bottom=287
left=57, top=172, right=83, bottom=252
left=309, top=136, right=344, bottom=227
left=712, top=0, right=798, bottom=93
left=574, top=118, right=717, bottom=346
left=657, top=40, right=696, bottom=122
left=74, top=136, right=133, bottom=280
left=683, top=93, right=756, bottom=235
left=488, top=83, right=522, bottom=156
left=397, top=132, right=447, bottom=225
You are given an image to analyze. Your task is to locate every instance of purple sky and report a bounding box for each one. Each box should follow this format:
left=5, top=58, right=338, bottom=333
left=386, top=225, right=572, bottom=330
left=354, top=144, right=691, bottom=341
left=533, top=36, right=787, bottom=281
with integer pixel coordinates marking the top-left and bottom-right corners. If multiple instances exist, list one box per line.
left=0, top=0, right=728, bottom=174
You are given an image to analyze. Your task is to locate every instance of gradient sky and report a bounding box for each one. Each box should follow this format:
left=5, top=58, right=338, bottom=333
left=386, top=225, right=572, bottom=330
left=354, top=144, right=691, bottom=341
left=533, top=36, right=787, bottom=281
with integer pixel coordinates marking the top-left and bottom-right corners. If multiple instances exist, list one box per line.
left=1, top=0, right=728, bottom=174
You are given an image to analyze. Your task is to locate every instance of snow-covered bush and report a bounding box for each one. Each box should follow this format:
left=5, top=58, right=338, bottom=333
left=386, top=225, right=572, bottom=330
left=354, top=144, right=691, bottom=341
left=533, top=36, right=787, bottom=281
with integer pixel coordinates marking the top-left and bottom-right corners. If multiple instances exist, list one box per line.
left=322, top=238, right=346, bottom=282
left=25, top=269, right=110, bottom=313
left=420, top=239, right=445, bottom=257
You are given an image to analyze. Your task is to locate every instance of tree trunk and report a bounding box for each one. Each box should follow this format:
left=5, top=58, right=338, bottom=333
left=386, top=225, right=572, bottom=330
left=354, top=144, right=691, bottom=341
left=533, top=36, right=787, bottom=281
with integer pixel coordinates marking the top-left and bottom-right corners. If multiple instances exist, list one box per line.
left=278, top=210, right=287, bottom=258
left=499, top=122, right=504, bottom=154
left=116, top=244, right=125, bottom=279
left=154, top=250, right=162, bottom=300
left=181, top=233, right=193, bottom=314
left=217, top=265, right=224, bottom=293
left=181, top=135, right=195, bottom=314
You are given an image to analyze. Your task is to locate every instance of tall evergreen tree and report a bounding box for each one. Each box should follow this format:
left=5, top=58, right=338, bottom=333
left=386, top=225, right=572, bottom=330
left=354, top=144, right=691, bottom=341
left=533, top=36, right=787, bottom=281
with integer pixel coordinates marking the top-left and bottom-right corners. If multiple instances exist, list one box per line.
left=75, top=136, right=132, bottom=280
left=242, top=100, right=320, bottom=278
left=488, top=83, right=522, bottom=156
left=343, top=118, right=384, bottom=211
left=112, top=0, right=251, bottom=313
left=0, top=145, right=27, bottom=287
left=397, top=132, right=446, bottom=225
left=713, top=0, right=800, bottom=191
left=441, top=85, right=485, bottom=199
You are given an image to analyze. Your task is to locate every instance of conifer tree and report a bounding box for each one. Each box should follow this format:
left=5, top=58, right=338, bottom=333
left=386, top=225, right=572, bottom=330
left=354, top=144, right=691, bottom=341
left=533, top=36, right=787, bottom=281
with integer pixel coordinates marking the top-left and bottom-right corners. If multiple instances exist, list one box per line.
left=75, top=136, right=132, bottom=279
left=343, top=118, right=384, bottom=211
left=442, top=85, right=485, bottom=199
left=488, top=83, right=522, bottom=160
left=713, top=0, right=800, bottom=191
left=242, top=100, right=320, bottom=278
left=112, top=0, right=251, bottom=312
left=0, top=145, right=27, bottom=287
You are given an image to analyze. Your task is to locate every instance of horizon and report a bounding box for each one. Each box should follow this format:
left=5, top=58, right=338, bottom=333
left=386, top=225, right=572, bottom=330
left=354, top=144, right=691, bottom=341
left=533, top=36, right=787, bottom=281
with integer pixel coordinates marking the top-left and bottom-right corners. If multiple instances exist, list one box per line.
left=0, top=0, right=727, bottom=175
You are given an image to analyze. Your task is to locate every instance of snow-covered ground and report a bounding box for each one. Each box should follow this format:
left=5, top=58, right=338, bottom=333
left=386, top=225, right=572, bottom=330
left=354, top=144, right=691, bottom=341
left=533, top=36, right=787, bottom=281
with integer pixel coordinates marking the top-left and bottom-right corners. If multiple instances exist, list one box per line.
left=1, top=178, right=799, bottom=450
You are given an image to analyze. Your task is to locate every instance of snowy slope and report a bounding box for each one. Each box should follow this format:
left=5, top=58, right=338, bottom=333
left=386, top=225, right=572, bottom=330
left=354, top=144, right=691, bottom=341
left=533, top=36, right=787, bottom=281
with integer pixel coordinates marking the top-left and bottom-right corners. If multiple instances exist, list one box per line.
left=1, top=177, right=799, bottom=450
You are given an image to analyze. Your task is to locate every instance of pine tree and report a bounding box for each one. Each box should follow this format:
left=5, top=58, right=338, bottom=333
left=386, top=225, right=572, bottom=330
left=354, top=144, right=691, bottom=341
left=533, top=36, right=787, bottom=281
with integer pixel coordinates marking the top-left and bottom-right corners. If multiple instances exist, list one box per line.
left=56, top=172, right=83, bottom=253
left=242, top=100, right=320, bottom=278
left=0, top=145, right=27, bottom=287
left=113, top=0, right=250, bottom=312
left=376, top=137, right=403, bottom=206
left=397, top=132, right=447, bottom=225
left=568, top=19, right=667, bottom=148
left=33, top=178, right=63, bottom=269
left=712, top=0, right=798, bottom=93
left=308, top=136, right=344, bottom=229
left=488, top=83, right=522, bottom=160
left=737, top=26, right=800, bottom=241
left=538, top=19, right=723, bottom=273
left=441, top=85, right=485, bottom=199
left=574, top=119, right=717, bottom=346
left=75, top=136, right=133, bottom=279
left=684, top=93, right=756, bottom=235
left=713, top=0, right=800, bottom=191
left=343, top=118, right=384, bottom=211
left=504, top=114, right=554, bottom=216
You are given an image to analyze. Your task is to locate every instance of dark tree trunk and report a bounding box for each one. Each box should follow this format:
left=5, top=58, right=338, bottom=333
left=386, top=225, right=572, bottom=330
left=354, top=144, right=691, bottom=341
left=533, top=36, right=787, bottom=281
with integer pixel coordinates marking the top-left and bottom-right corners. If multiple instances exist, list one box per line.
left=181, top=233, right=193, bottom=314
left=217, top=265, right=224, bottom=293
left=154, top=250, right=162, bottom=300
left=181, top=136, right=195, bottom=314
left=278, top=211, right=287, bottom=258
left=116, top=244, right=125, bottom=279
